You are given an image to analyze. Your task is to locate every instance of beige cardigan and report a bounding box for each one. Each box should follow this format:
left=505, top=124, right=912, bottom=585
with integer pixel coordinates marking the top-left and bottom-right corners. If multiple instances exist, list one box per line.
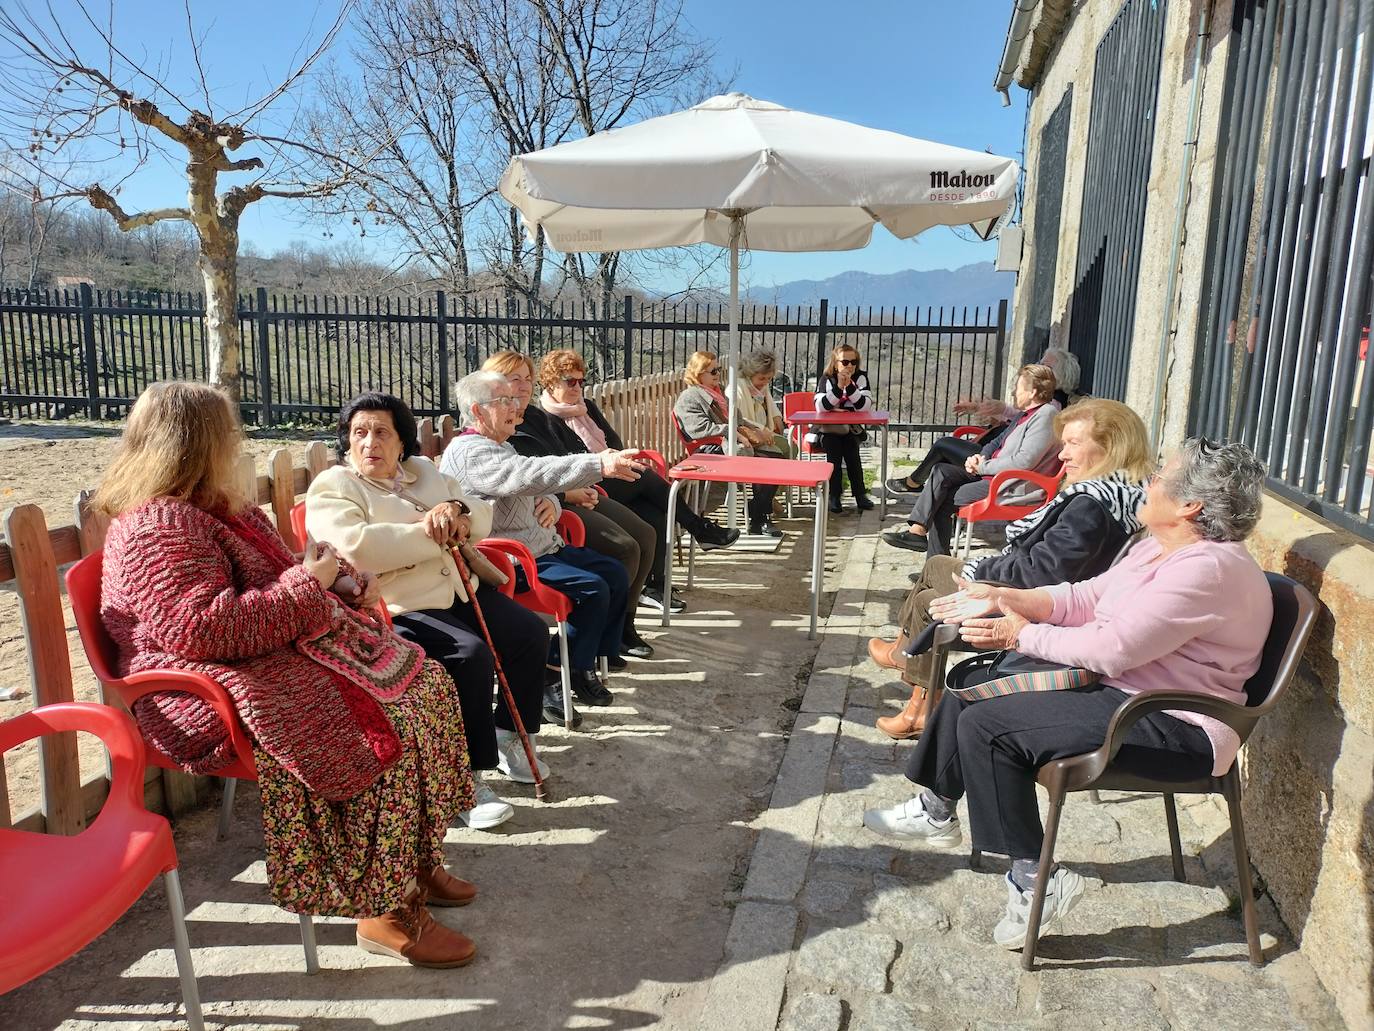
left=305, top=457, right=493, bottom=615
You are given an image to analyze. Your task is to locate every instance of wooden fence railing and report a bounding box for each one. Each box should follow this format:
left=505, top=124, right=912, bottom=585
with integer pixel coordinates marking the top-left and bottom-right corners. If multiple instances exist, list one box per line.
left=0, top=369, right=684, bottom=831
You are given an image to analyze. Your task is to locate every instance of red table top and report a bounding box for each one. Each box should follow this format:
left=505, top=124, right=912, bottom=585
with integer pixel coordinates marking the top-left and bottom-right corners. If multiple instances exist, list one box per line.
left=785, top=409, right=890, bottom=426
left=668, top=452, right=833, bottom=488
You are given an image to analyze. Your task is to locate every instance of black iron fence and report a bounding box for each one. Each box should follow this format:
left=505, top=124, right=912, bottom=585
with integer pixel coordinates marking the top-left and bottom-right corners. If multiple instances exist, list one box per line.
left=0, top=284, right=1006, bottom=440
left=1191, top=0, right=1374, bottom=542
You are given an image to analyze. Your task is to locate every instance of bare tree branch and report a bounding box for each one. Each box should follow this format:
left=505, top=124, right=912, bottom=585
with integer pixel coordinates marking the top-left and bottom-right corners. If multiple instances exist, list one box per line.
left=84, top=185, right=190, bottom=230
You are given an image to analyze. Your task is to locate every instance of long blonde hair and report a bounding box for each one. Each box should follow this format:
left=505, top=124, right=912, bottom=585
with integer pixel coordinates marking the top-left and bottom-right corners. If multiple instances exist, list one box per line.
left=822, top=344, right=862, bottom=382
left=92, top=381, right=246, bottom=516
left=1054, top=398, right=1153, bottom=482
left=684, top=350, right=718, bottom=387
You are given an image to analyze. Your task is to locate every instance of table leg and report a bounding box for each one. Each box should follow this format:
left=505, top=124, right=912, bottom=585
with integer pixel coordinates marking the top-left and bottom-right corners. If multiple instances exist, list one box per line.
left=664, top=480, right=682, bottom=629
left=879, top=424, right=889, bottom=521
left=810, top=480, right=827, bottom=640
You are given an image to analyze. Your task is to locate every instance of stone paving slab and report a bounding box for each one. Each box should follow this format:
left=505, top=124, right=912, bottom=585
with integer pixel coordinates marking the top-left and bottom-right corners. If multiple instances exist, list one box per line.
left=704, top=508, right=1349, bottom=1031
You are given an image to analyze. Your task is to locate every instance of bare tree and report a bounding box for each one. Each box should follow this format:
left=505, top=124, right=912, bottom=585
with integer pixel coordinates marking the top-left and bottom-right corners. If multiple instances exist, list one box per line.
left=0, top=1, right=377, bottom=399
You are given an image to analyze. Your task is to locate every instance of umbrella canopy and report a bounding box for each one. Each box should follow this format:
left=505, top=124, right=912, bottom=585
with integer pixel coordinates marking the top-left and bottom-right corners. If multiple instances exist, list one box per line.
left=499, top=93, right=1018, bottom=251
left=498, top=92, right=1018, bottom=514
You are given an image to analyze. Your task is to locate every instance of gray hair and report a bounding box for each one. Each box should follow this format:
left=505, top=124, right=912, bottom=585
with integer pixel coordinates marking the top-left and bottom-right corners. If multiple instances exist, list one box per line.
left=454, top=370, right=509, bottom=427
left=1039, top=347, right=1081, bottom=393
left=1164, top=438, right=1266, bottom=542
left=740, top=349, right=778, bottom=379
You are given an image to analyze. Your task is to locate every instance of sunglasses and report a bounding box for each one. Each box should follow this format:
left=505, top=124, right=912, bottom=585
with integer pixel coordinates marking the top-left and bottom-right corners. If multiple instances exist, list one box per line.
left=838, top=358, right=859, bottom=366
left=705, top=367, right=721, bottom=376
left=561, top=377, right=587, bottom=388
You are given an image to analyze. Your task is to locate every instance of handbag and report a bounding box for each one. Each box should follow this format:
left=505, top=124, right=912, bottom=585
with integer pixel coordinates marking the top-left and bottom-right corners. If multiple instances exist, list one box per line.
left=946, top=649, right=1101, bottom=702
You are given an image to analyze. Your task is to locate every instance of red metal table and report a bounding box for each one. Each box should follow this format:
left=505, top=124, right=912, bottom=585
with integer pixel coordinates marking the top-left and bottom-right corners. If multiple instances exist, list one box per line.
left=784, top=409, right=891, bottom=519
left=664, top=453, right=833, bottom=639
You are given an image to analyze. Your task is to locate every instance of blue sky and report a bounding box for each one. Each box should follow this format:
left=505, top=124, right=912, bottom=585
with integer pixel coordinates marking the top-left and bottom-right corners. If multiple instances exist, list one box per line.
left=44, top=0, right=1025, bottom=289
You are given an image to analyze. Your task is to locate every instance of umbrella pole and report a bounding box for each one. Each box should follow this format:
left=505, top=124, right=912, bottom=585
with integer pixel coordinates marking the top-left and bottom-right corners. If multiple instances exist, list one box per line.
left=725, top=215, right=742, bottom=529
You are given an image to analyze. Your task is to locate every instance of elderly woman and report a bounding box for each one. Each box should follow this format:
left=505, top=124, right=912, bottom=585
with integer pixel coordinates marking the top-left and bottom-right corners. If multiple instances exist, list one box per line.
left=869, top=398, right=1153, bottom=738
left=441, top=370, right=644, bottom=707
left=864, top=439, right=1272, bottom=949
left=736, top=349, right=793, bottom=458
left=306, top=392, right=551, bottom=830
left=95, top=381, right=478, bottom=969
left=674, top=349, right=784, bottom=538
left=536, top=348, right=739, bottom=614
left=482, top=351, right=657, bottom=646
left=886, top=347, right=1082, bottom=498
left=883, top=363, right=1061, bottom=556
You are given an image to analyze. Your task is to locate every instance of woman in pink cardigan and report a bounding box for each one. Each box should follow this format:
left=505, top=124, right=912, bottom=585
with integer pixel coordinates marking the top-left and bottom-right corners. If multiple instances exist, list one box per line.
left=95, top=381, right=479, bottom=970
left=864, top=439, right=1271, bottom=951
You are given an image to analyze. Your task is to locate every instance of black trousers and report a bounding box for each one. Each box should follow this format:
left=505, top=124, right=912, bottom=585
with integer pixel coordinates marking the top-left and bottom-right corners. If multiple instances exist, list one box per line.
left=392, top=587, right=548, bottom=770
left=904, top=685, right=1213, bottom=860
left=820, top=432, right=867, bottom=499
left=908, top=435, right=982, bottom=485
left=603, top=471, right=677, bottom=590
left=906, top=462, right=990, bottom=556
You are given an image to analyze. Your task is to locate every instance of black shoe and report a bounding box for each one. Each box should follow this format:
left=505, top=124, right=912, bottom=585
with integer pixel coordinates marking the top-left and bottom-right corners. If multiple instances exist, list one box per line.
left=749, top=519, right=784, bottom=538
left=855, top=494, right=875, bottom=511
left=541, top=682, right=583, bottom=728
left=573, top=670, right=614, bottom=706
left=640, top=586, right=687, bottom=613
left=882, top=529, right=929, bottom=552
left=694, top=520, right=741, bottom=552
left=606, top=654, right=628, bottom=672
left=622, top=633, right=655, bottom=659
left=828, top=498, right=844, bottom=515
left=885, top=476, right=921, bottom=496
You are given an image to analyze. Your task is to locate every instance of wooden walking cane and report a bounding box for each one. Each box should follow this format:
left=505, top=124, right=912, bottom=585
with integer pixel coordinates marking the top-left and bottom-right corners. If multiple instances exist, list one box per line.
left=451, top=547, right=549, bottom=802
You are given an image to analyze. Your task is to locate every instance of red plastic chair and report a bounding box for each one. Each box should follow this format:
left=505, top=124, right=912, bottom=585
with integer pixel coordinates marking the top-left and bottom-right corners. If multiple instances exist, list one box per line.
left=64, top=552, right=321, bottom=973
left=782, top=391, right=823, bottom=458
left=671, top=411, right=724, bottom=455
left=953, top=463, right=1065, bottom=557
left=0, top=702, right=205, bottom=1028
left=951, top=425, right=985, bottom=440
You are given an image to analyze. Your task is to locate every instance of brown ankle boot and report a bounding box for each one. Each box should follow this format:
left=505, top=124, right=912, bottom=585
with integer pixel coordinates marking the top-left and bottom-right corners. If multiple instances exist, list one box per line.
left=875, top=683, right=930, bottom=740
left=419, top=865, right=477, bottom=908
left=357, top=893, right=477, bottom=969
left=866, top=635, right=909, bottom=671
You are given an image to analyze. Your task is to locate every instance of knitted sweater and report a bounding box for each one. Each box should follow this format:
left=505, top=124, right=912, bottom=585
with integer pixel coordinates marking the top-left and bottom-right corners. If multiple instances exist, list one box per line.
left=439, top=432, right=602, bottom=557
left=101, top=498, right=413, bottom=800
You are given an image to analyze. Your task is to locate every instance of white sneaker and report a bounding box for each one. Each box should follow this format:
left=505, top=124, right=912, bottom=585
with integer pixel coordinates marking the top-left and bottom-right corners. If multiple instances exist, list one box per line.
left=862, top=795, right=963, bottom=849
left=495, top=729, right=549, bottom=784
left=992, top=867, right=1086, bottom=950
left=458, top=782, right=514, bottom=830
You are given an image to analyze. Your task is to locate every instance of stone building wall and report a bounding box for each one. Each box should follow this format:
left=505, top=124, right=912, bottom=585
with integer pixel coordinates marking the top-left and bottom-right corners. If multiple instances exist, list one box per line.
left=1005, top=0, right=1374, bottom=1024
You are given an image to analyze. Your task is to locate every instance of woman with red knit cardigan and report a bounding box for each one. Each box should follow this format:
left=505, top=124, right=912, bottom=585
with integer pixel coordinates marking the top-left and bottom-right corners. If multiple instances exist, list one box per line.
left=93, top=381, right=479, bottom=970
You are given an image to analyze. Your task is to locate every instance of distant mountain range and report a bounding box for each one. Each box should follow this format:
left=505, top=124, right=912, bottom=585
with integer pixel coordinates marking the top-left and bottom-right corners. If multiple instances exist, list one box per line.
left=749, top=261, right=1015, bottom=312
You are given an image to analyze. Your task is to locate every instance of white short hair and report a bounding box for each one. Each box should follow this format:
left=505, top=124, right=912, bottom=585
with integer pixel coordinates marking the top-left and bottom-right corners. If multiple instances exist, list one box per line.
left=454, top=370, right=508, bottom=427
left=1039, top=348, right=1081, bottom=393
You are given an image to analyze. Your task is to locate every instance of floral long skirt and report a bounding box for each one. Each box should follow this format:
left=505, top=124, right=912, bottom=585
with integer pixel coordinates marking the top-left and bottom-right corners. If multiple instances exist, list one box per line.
left=256, top=659, right=475, bottom=918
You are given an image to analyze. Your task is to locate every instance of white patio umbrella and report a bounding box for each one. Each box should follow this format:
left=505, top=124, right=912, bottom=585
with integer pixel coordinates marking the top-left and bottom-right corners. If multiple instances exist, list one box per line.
left=499, top=92, right=1018, bottom=465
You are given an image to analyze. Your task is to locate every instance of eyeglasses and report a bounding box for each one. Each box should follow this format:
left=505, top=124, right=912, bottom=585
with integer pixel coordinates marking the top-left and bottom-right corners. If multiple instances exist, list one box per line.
left=561, top=377, right=587, bottom=388
left=478, top=395, right=519, bottom=409
left=705, top=367, right=720, bottom=376
left=838, top=358, right=859, bottom=366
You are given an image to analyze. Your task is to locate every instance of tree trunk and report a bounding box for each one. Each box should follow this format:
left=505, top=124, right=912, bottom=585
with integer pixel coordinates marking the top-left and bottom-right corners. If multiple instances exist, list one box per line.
left=198, top=223, right=242, bottom=402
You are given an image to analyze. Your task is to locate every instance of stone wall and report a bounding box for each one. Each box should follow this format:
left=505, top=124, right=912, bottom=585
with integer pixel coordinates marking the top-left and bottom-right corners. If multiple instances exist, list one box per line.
left=1244, top=495, right=1374, bottom=1029
left=1006, top=0, right=1374, bottom=1024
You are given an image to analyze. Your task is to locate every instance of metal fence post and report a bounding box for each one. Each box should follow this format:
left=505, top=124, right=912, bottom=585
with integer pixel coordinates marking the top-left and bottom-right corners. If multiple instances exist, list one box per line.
left=78, top=283, right=101, bottom=419
left=814, top=298, right=830, bottom=388
left=254, top=287, right=272, bottom=426
left=437, top=290, right=450, bottom=415
left=622, top=295, right=634, bottom=380
left=993, top=298, right=1008, bottom=399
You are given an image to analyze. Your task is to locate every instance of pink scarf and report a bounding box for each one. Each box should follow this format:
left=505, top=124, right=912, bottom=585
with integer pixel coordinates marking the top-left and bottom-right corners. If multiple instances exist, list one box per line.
left=541, top=390, right=608, bottom=452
